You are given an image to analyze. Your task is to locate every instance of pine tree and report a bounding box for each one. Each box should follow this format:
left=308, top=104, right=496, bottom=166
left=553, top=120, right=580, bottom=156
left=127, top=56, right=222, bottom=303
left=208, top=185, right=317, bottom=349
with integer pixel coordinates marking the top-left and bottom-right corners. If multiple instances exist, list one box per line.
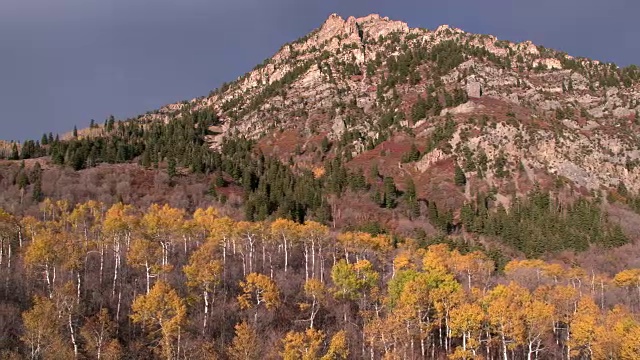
left=9, top=143, right=19, bottom=160
left=455, top=164, right=467, bottom=186
left=321, top=137, right=330, bottom=153
left=32, top=175, right=43, bottom=202
left=382, top=176, right=397, bottom=209
left=369, top=164, right=380, bottom=180
left=404, top=177, right=420, bottom=218
left=167, top=158, right=177, bottom=179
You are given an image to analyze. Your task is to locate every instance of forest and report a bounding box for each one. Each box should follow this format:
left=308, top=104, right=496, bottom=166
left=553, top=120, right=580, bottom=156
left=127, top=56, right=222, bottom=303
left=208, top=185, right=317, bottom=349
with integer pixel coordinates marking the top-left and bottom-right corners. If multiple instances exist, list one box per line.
left=0, top=200, right=639, bottom=359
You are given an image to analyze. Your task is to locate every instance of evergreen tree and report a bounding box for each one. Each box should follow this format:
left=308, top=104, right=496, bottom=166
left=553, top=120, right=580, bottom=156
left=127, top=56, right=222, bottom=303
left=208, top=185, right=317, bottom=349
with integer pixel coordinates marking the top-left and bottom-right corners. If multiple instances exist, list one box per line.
left=167, top=158, right=177, bottom=179
left=369, top=164, right=380, bottom=181
left=320, top=137, right=330, bottom=153
left=32, top=177, right=43, bottom=202
left=9, top=143, right=19, bottom=160
left=404, top=177, right=420, bottom=218
left=382, top=176, right=397, bottom=209
left=454, top=164, right=467, bottom=186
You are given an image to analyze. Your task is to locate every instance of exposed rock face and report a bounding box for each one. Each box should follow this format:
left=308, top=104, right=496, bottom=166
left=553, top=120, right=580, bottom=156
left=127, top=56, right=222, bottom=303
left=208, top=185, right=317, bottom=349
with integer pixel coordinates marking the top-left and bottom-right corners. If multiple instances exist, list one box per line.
left=533, top=58, right=563, bottom=70
left=415, top=149, right=448, bottom=173
left=466, top=81, right=482, bottom=98
left=441, top=102, right=485, bottom=116
left=135, top=13, right=640, bottom=196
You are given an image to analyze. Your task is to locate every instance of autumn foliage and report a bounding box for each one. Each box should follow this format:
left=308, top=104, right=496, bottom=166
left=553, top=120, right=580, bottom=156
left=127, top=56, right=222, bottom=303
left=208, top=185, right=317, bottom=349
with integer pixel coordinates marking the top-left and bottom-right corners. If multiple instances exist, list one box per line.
left=0, top=200, right=639, bottom=359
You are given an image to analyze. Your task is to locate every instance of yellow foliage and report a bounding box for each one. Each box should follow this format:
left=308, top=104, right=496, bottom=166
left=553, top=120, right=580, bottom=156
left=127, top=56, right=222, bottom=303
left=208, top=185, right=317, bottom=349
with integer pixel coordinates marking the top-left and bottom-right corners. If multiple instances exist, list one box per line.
left=312, top=167, right=326, bottom=179
left=131, top=281, right=186, bottom=360
left=614, top=268, right=640, bottom=288
left=321, top=330, right=349, bottom=360
left=227, top=321, right=261, bottom=360
left=281, top=328, right=325, bottom=360
left=238, top=272, right=281, bottom=311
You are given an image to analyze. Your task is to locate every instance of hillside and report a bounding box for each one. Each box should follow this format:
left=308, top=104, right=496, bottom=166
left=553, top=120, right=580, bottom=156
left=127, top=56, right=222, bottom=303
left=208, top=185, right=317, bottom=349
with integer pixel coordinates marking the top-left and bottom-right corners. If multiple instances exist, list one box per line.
left=3, top=13, right=640, bottom=360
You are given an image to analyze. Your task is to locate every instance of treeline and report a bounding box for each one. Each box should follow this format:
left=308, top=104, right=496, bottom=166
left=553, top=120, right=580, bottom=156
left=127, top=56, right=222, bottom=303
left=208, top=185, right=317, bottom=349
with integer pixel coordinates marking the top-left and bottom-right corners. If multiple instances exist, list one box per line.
left=461, top=187, right=629, bottom=257
left=1, top=201, right=640, bottom=359
left=1, top=109, right=220, bottom=173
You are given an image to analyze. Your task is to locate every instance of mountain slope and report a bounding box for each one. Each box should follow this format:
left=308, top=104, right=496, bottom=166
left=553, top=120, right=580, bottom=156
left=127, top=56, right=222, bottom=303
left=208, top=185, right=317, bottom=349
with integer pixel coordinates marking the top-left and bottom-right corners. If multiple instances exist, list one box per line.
left=138, top=13, right=640, bottom=198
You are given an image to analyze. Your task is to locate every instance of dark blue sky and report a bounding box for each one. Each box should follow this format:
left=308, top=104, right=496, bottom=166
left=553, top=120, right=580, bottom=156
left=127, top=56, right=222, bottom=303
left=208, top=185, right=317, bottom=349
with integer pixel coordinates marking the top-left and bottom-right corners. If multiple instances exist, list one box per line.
left=2, top=0, right=638, bottom=141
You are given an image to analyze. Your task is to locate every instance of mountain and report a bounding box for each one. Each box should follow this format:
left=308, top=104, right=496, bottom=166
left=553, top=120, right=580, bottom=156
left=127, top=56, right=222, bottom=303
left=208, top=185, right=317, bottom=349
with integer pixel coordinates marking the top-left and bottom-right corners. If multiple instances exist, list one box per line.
left=146, top=13, right=639, bottom=192
left=2, top=13, right=640, bottom=255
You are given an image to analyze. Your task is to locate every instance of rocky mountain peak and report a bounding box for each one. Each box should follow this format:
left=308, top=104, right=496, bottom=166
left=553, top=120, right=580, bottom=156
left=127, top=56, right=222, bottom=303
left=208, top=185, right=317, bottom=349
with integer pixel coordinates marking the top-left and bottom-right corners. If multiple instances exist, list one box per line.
left=317, top=13, right=409, bottom=45
left=134, top=13, right=640, bottom=199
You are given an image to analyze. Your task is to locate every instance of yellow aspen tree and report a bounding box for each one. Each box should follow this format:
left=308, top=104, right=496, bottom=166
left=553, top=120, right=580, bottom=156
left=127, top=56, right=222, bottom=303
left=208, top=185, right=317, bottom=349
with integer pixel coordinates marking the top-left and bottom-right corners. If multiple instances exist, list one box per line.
left=127, top=237, right=163, bottom=294
left=542, top=263, right=564, bottom=284
left=362, top=233, right=393, bottom=261
left=235, top=221, right=260, bottom=276
left=300, top=221, right=329, bottom=281
left=69, top=201, right=93, bottom=243
left=302, top=278, right=328, bottom=329
left=54, top=199, right=71, bottom=227
left=422, top=243, right=453, bottom=274
left=130, top=281, right=186, bottom=360
left=619, top=321, right=640, bottom=360
left=103, top=202, right=138, bottom=297
left=321, top=330, right=349, bottom=360
left=335, top=232, right=358, bottom=263
left=140, top=204, right=186, bottom=268
left=183, top=242, right=222, bottom=334
left=453, top=251, right=493, bottom=290
left=209, top=216, right=236, bottom=280
left=281, top=328, right=325, bottom=360
left=592, top=305, right=628, bottom=359
left=0, top=208, right=17, bottom=270
left=395, top=272, right=438, bottom=358
left=613, top=268, right=640, bottom=309
left=51, top=281, right=83, bottom=358
left=431, top=272, right=464, bottom=355
left=331, top=259, right=379, bottom=302
left=227, top=321, right=261, bottom=360
left=484, top=282, right=529, bottom=360
left=569, top=296, right=599, bottom=359
left=271, top=218, right=301, bottom=275
left=545, top=284, right=579, bottom=353
left=449, top=302, right=484, bottom=359
left=238, top=272, right=280, bottom=325
left=20, top=215, right=42, bottom=248
left=21, top=296, right=65, bottom=360
left=192, top=206, right=219, bottom=242
left=23, top=226, right=65, bottom=298
left=522, top=297, right=554, bottom=360
left=362, top=314, right=387, bottom=358
left=40, top=198, right=55, bottom=222
left=392, top=251, right=415, bottom=278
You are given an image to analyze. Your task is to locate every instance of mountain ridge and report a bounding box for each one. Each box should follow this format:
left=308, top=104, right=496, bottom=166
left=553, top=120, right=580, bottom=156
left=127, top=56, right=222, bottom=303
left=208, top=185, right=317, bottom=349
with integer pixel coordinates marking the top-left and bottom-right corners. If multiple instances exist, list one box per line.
left=129, top=13, right=640, bottom=195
